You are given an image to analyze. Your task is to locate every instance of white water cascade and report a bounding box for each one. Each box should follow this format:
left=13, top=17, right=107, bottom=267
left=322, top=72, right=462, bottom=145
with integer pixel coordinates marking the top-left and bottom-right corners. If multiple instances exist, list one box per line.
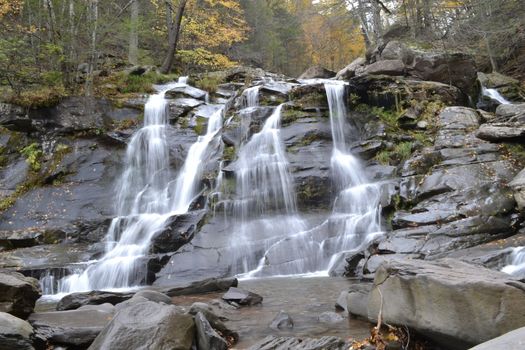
left=51, top=78, right=224, bottom=294
left=231, top=103, right=307, bottom=276
left=230, top=82, right=383, bottom=278
left=324, top=82, right=382, bottom=270
left=482, top=87, right=511, bottom=105
left=502, top=247, right=525, bottom=277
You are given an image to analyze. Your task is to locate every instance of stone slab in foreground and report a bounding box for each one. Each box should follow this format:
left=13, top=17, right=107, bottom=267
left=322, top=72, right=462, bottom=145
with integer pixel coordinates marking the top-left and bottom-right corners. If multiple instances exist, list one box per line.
left=361, top=258, right=525, bottom=349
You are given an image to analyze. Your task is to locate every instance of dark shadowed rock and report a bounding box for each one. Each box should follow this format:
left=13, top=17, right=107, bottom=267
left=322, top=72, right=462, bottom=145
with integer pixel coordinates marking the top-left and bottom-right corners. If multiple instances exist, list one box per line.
left=88, top=300, right=194, bottom=350
left=151, top=210, right=207, bottom=254
left=298, top=66, right=336, bottom=79
left=194, top=311, right=228, bottom=350
left=364, top=258, right=525, bottom=349
left=408, top=52, right=477, bottom=96
left=470, top=326, right=525, bottom=350
left=161, top=277, right=238, bottom=296
left=222, top=287, right=263, bottom=306
left=0, top=312, right=35, bottom=350
left=269, top=311, right=294, bottom=330
left=56, top=290, right=133, bottom=311
left=0, top=270, right=41, bottom=319
left=29, top=304, right=114, bottom=348
left=249, top=335, right=347, bottom=350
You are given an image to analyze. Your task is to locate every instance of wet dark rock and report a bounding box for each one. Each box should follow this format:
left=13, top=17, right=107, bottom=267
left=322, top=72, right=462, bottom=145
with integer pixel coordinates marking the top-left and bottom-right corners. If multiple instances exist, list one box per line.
left=364, top=59, right=406, bottom=76
left=0, top=312, right=36, bottom=350
left=298, top=66, right=336, bottom=79
left=29, top=304, right=114, bottom=348
left=160, top=277, right=238, bottom=296
left=470, top=326, right=525, bottom=350
left=0, top=103, right=34, bottom=132
left=56, top=290, right=133, bottom=311
left=336, top=57, right=366, bottom=80
left=222, top=287, right=263, bottom=306
left=151, top=210, right=207, bottom=254
left=88, top=300, right=195, bottom=350
left=364, top=258, right=525, bottom=349
left=0, top=270, right=41, bottom=319
left=0, top=138, right=121, bottom=233
left=166, top=85, right=207, bottom=100
left=194, top=311, right=228, bottom=350
left=269, top=311, right=294, bottom=330
left=249, top=335, right=347, bottom=350
left=0, top=229, right=44, bottom=250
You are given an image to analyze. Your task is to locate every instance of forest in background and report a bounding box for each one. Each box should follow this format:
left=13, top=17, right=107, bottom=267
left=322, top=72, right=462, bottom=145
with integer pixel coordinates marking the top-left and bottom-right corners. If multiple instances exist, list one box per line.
left=0, top=0, right=524, bottom=107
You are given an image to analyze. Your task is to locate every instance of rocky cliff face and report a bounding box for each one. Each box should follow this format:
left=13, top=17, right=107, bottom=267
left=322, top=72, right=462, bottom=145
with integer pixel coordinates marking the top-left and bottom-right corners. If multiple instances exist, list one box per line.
left=1, top=46, right=525, bottom=348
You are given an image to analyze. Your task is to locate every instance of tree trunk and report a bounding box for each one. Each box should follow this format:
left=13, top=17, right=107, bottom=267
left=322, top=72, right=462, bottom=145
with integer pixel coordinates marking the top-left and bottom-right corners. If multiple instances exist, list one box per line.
left=484, top=35, right=498, bottom=72
left=85, top=0, right=98, bottom=96
left=44, top=0, right=57, bottom=43
left=160, top=0, right=187, bottom=74
left=128, top=0, right=139, bottom=65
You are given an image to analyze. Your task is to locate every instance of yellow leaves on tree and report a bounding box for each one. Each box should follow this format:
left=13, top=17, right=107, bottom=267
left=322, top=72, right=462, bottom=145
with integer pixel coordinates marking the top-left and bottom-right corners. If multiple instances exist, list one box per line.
left=301, top=13, right=365, bottom=71
left=182, top=0, right=247, bottom=50
left=0, top=0, right=23, bottom=19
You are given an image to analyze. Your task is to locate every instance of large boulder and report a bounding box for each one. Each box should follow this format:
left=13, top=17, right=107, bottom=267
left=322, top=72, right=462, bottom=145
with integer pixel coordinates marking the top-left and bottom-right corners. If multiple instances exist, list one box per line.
left=469, top=326, right=525, bottom=350
left=194, top=311, right=228, bottom=350
left=362, top=258, right=525, bottom=349
left=0, top=270, right=41, bottom=319
left=476, top=123, right=525, bottom=142
left=0, top=312, right=37, bottom=350
left=335, top=57, right=366, bottom=80
left=88, top=300, right=195, bottom=350
left=298, top=66, right=336, bottom=80
left=364, top=59, right=406, bottom=76
left=408, top=52, right=477, bottom=96
left=57, top=290, right=134, bottom=311
left=380, top=40, right=414, bottom=64
left=29, top=304, right=115, bottom=348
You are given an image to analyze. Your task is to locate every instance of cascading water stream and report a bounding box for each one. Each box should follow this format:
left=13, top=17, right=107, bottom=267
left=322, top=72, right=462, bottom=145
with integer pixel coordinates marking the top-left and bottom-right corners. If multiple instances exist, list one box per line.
left=231, top=103, right=307, bottom=276
left=47, top=78, right=224, bottom=294
left=501, top=247, right=525, bottom=277
left=324, top=82, right=382, bottom=270
left=482, top=87, right=511, bottom=105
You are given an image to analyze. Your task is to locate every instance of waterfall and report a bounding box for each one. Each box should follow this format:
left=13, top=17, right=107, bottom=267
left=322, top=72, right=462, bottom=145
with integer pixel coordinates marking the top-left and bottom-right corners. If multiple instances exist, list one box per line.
left=482, top=87, right=511, bottom=105
left=231, top=103, right=306, bottom=275
left=324, top=83, right=382, bottom=270
left=242, top=86, right=260, bottom=107
left=502, top=247, right=525, bottom=277
left=52, top=77, right=223, bottom=294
